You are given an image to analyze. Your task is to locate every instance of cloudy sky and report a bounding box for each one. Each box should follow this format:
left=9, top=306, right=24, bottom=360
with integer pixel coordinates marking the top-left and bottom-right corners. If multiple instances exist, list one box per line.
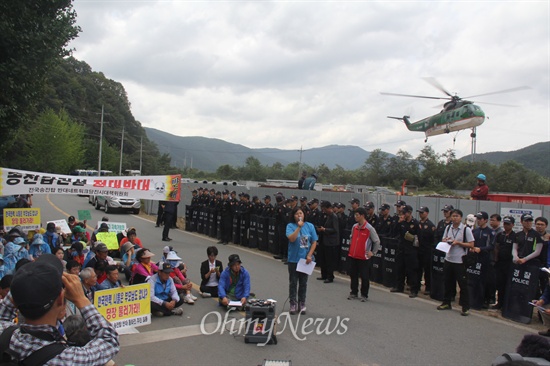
left=70, top=0, right=549, bottom=160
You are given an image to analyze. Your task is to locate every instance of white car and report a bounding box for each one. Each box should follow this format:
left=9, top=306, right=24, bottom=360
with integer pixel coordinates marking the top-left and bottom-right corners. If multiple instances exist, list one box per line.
left=94, top=195, right=141, bottom=214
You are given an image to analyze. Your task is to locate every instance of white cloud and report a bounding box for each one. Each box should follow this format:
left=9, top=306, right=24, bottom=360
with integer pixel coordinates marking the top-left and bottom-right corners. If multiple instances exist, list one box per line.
left=70, top=0, right=550, bottom=159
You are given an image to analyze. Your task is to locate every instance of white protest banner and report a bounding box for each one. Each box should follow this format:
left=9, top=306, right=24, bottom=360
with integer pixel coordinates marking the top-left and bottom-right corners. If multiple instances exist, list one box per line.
left=0, top=168, right=181, bottom=202
left=47, top=219, right=72, bottom=235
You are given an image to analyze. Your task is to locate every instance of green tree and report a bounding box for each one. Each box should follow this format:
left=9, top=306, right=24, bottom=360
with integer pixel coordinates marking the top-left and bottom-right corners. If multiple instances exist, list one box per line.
left=0, top=0, right=80, bottom=146
left=363, top=149, right=389, bottom=185
left=15, top=109, right=84, bottom=173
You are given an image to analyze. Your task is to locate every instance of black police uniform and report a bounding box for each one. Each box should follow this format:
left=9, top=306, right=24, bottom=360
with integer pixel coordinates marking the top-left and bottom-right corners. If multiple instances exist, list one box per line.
left=417, top=218, right=436, bottom=293
left=393, top=217, right=420, bottom=295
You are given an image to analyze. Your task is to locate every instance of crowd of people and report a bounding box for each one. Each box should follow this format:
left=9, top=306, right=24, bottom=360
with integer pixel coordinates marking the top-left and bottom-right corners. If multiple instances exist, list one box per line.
left=186, top=183, right=550, bottom=329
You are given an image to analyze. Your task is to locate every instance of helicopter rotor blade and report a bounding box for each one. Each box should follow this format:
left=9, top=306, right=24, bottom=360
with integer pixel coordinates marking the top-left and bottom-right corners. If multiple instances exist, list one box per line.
left=422, top=77, right=453, bottom=98
left=380, top=92, right=448, bottom=100
left=464, top=86, right=531, bottom=99
left=471, top=100, right=519, bottom=107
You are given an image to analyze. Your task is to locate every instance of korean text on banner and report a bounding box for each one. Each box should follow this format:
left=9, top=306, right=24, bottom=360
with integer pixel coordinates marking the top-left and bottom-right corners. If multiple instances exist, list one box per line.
left=3, top=208, right=41, bottom=231
left=0, top=167, right=181, bottom=202
left=94, top=283, right=151, bottom=330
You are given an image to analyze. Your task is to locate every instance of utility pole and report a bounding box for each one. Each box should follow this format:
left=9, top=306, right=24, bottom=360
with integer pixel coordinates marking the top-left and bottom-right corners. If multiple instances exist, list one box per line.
left=298, top=146, right=303, bottom=179
left=139, top=136, right=143, bottom=174
left=98, top=105, right=104, bottom=176
left=118, top=125, right=125, bottom=175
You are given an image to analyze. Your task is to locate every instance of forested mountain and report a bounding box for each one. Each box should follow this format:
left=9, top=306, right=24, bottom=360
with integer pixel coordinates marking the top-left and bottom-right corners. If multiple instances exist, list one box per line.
left=145, top=127, right=373, bottom=172
left=2, top=57, right=174, bottom=175
left=461, top=141, right=550, bottom=178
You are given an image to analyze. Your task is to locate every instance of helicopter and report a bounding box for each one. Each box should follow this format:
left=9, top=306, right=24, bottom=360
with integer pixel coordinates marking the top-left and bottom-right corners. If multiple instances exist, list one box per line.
left=381, top=77, right=529, bottom=143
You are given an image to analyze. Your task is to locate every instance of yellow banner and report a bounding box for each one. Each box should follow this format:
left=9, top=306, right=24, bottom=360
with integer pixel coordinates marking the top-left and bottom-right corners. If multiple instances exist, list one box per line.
left=94, top=283, right=151, bottom=330
left=95, top=231, right=119, bottom=250
left=3, top=208, right=41, bottom=231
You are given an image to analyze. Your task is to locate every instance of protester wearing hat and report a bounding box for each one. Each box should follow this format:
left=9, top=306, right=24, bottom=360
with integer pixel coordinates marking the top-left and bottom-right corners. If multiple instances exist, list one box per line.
left=375, top=203, right=393, bottom=236
left=3, top=234, right=29, bottom=276
left=163, top=251, right=197, bottom=304
left=218, top=254, right=251, bottom=308
left=492, top=216, right=517, bottom=310
left=28, top=232, right=51, bottom=260
left=416, top=206, right=436, bottom=295
left=68, top=241, right=86, bottom=267
left=148, top=262, right=184, bottom=317
left=0, top=254, right=120, bottom=364
left=71, top=224, right=88, bottom=244
left=471, top=173, right=489, bottom=201
left=465, top=214, right=476, bottom=228
left=391, top=205, right=421, bottom=298
left=200, top=246, right=223, bottom=298
left=44, top=221, right=63, bottom=253
left=131, top=248, right=158, bottom=285
left=513, top=213, right=544, bottom=267
left=85, top=241, right=109, bottom=271
left=120, top=241, right=136, bottom=281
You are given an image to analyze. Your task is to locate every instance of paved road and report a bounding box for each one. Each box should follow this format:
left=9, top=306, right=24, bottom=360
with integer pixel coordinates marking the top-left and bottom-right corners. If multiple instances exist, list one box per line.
left=36, top=194, right=541, bottom=366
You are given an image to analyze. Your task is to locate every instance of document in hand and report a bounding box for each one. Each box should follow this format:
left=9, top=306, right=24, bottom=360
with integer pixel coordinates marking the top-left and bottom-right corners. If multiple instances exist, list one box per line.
left=435, top=241, right=451, bottom=254
left=296, top=258, right=316, bottom=275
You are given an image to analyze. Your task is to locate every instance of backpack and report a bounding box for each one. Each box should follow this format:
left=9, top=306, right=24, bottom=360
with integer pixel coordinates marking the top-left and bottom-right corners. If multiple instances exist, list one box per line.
left=0, top=325, right=66, bottom=366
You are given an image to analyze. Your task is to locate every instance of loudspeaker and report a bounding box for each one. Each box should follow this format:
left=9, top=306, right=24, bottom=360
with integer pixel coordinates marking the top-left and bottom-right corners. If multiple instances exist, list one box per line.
left=244, top=301, right=277, bottom=345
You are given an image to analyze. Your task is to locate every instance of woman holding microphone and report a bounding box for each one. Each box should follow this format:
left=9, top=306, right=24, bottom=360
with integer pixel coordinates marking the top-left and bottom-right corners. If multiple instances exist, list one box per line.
left=286, top=207, right=318, bottom=315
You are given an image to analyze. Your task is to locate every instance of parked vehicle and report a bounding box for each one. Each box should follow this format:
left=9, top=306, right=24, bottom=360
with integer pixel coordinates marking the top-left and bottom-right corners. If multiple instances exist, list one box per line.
left=93, top=195, right=141, bottom=214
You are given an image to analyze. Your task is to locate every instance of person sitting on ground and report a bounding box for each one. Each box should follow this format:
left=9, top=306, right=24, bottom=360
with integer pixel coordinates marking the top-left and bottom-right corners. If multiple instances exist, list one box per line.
left=64, top=314, right=91, bottom=346
left=161, top=251, right=196, bottom=304
left=149, top=262, right=184, bottom=317
left=79, top=267, right=98, bottom=303
left=0, top=254, right=119, bottom=364
left=97, top=265, right=123, bottom=290
left=120, top=241, right=136, bottom=281
left=69, top=241, right=86, bottom=266
left=130, top=248, right=158, bottom=285
left=200, top=246, right=223, bottom=298
left=53, top=246, right=67, bottom=269
left=71, top=224, right=89, bottom=245
left=66, top=260, right=82, bottom=275
left=93, top=260, right=108, bottom=286
left=533, top=278, right=550, bottom=337
left=29, top=233, right=51, bottom=260
left=3, top=232, right=29, bottom=275
left=119, top=228, right=143, bottom=249
left=85, top=242, right=109, bottom=270
left=90, top=222, right=109, bottom=246
left=43, top=222, right=63, bottom=253
left=218, top=254, right=251, bottom=309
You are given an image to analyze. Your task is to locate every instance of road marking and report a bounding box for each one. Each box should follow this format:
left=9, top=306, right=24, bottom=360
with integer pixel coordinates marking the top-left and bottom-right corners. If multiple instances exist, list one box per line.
left=119, top=323, right=215, bottom=347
